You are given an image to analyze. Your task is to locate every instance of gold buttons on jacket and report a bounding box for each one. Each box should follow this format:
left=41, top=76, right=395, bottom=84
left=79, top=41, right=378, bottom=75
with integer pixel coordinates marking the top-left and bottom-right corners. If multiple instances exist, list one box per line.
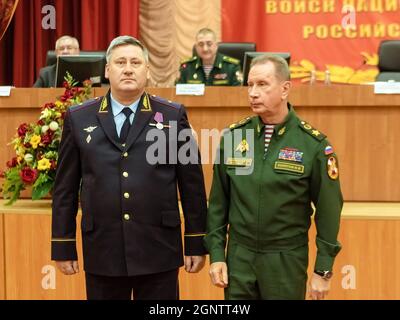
left=123, top=152, right=128, bottom=158
left=123, top=214, right=130, bottom=221
left=124, top=193, right=130, bottom=199
left=123, top=172, right=129, bottom=178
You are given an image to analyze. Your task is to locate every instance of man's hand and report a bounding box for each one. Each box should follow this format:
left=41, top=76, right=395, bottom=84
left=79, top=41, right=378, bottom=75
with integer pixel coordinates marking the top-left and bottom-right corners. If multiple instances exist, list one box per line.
left=55, top=260, right=79, bottom=275
left=309, top=272, right=331, bottom=300
left=184, top=256, right=206, bottom=273
left=209, top=262, right=228, bottom=288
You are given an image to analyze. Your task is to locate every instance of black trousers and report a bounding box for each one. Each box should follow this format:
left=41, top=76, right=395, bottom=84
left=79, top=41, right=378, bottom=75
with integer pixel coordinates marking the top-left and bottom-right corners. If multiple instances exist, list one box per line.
left=85, top=269, right=179, bottom=300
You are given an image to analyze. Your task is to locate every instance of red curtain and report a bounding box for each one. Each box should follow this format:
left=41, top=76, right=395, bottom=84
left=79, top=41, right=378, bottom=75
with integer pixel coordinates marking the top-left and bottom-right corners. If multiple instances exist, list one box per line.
left=0, top=0, right=19, bottom=41
left=0, top=0, right=139, bottom=87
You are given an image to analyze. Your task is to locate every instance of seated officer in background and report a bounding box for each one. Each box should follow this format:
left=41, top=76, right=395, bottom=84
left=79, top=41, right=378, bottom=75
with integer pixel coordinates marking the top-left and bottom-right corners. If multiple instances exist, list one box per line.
left=33, top=35, right=80, bottom=88
left=205, top=54, right=342, bottom=300
left=176, top=28, right=241, bottom=86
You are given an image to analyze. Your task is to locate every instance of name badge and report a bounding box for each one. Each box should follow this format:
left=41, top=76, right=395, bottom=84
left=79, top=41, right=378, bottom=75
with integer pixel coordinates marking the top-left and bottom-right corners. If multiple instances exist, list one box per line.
left=274, top=161, right=304, bottom=174
left=226, top=157, right=253, bottom=167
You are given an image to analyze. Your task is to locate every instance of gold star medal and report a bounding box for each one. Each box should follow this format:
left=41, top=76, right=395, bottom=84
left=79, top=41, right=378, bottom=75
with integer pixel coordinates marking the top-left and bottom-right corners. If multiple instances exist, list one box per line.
left=327, top=156, right=339, bottom=180
left=236, top=139, right=250, bottom=153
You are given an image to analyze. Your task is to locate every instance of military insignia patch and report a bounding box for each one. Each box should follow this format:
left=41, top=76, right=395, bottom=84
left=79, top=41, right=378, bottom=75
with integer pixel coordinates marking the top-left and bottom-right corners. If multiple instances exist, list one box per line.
left=325, top=145, right=334, bottom=155
left=278, top=127, right=286, bottom=136
left=327, top=156, right=339, bottom=180
left=304, top=124, right=312, bottom=130
left=312, top=130, right=320, bottom=137
left=236, top=140, right=250, bottom=153
left=83, top=126, right=98, bottom=133
left=214, top=73, right=227, bottom=80
left=99, top=97, right=108, bottom=113
left=278, top=148, right=303, bottom=163
left=140, top=93, right=152, bottom=112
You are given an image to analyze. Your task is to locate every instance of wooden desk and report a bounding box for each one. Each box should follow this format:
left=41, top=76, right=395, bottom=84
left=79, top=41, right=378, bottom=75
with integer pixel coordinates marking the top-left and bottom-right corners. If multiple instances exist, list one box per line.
left=1, top=200, right=400, bottom=300
left=1, top=86, right=399, bottom=201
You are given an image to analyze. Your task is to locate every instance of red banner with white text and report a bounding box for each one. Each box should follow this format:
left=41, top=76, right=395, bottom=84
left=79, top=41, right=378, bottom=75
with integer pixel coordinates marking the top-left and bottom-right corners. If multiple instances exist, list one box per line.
left=222, top=0, right=400, bottom=84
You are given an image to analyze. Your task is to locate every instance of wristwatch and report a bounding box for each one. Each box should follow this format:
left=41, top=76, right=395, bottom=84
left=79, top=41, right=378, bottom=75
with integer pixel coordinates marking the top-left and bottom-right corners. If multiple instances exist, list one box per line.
left=314, top=270, right=333, bottom=280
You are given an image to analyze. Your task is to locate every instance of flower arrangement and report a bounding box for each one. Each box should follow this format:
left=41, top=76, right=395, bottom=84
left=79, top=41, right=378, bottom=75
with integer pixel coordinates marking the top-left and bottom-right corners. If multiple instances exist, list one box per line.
left=1, top=73, right=92, bottom=205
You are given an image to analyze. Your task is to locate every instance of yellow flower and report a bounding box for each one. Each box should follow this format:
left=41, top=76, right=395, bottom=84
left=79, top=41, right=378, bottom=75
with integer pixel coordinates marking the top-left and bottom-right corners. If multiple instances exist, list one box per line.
left=55, top=101, right=63, bottom=108
left=37, top=158, right=51, bottom=171
left=30, top=135, right=41, bottom=149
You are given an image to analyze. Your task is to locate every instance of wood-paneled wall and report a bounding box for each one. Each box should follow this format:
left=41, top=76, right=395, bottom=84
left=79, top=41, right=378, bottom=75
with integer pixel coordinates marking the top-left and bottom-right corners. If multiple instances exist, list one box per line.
left=1, top=86, right=400, bottom=201
left=1, top=200, right=400, bottom=300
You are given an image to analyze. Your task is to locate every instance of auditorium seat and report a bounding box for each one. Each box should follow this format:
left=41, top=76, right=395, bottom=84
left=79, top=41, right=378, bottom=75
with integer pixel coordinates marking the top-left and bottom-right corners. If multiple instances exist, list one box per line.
left=376, top=40, right=400, bottom=82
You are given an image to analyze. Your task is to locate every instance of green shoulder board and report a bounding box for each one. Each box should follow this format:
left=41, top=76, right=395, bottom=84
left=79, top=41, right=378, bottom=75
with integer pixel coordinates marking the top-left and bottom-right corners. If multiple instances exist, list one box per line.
left=180, top=56, right=197, bottom=65
left=223, top=55, right=240, bottom=65
left=299, top=120, right=326, bottom=141
left=229, top=117, right=252, bottom=130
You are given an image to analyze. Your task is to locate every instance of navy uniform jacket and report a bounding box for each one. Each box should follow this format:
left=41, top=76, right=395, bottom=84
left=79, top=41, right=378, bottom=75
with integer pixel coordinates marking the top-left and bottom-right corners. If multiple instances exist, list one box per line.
left=51, top=91, right=208, bottom=276
left=33, top=64, right=56, bottom=88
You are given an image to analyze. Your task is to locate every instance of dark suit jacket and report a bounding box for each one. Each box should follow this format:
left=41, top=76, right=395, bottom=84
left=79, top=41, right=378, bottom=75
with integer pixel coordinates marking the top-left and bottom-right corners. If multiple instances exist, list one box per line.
left=33, top=64, right=56, bottom=88
left=51, top=91, right=208, bottom=276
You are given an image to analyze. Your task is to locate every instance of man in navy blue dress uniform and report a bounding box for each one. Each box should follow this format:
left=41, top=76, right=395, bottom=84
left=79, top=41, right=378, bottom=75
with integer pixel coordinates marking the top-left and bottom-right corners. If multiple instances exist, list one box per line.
left=51, top=36, right=208, bottom=300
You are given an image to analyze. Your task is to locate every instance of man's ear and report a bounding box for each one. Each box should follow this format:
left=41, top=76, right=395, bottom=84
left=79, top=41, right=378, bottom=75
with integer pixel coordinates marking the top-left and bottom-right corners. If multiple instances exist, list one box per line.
left=146, top=64, right=150, bottom=80
left=105, top=64, right=109, bottom=79
left=281, top=80, right=292, bottom=100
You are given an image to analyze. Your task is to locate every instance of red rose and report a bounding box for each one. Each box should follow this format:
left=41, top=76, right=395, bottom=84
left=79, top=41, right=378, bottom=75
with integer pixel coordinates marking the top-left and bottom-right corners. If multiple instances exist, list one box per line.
left=63, top=81, right=69, bottom=89
left=24, top=142, right=32, bottom=148
left=41, top=133, right=53, bottom=146
left=6, top=157, right=19, bottom=168
left=50, top=160, right=57, bottom=170
left=42, top=102, right=56, bottom=110
left=19, top=167, right=38, bottom=184
left=37, top=119, right=45, bottom=126
left=17, top=123, right=29, bottom=137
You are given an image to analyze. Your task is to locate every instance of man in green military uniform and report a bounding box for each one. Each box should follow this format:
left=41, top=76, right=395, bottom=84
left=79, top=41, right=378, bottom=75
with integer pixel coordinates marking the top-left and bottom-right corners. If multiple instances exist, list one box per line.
left=204, top=54, right=342, bottom=300
left=176, top=28, right=241, bottom=86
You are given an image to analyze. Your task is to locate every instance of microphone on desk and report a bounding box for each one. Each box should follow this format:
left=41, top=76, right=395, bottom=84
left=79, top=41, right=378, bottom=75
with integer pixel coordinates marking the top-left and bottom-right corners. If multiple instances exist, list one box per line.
left=346, top=59, right=367, bottom=84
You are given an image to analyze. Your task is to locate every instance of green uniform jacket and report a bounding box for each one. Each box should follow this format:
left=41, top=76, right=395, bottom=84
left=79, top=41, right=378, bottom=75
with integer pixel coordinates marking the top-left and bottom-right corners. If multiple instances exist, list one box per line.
left=204, top=104, right=342, bottom=271
left=176, top=53, right=241, bottom=86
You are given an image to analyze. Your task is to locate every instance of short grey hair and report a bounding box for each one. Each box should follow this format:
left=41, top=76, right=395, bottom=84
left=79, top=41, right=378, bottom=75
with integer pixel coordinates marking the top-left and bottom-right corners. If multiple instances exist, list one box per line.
left=196, top=28, right=217, bottom=41
left=55, top=35, right=79, bottom=50
left=250, top=54, right=290, bottom=81
left=106, top=35, right=149, bottom=63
